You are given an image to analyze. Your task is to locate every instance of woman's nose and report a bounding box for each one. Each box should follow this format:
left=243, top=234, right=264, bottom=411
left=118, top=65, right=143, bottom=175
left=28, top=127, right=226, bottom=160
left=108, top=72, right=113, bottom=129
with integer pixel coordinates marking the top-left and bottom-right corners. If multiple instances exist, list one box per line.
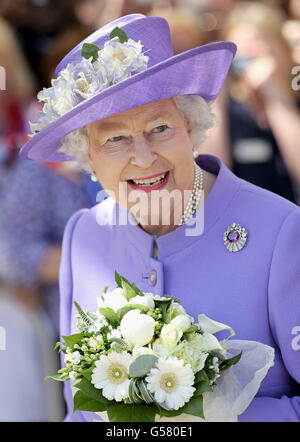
left=130, top=135, right=158, bottom=169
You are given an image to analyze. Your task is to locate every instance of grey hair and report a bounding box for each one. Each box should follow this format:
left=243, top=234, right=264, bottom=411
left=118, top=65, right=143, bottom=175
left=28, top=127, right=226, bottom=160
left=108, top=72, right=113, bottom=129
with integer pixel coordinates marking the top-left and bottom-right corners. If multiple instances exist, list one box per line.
left=58, top=95, right=216, bottom=174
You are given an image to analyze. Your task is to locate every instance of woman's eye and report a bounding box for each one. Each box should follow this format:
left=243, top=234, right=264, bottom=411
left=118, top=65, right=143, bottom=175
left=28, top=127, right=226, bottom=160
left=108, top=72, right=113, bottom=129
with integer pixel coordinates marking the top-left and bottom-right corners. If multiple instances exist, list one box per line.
left=107, top=135, right=124, bottom=142
left=153, top=125, right=168, bottom=133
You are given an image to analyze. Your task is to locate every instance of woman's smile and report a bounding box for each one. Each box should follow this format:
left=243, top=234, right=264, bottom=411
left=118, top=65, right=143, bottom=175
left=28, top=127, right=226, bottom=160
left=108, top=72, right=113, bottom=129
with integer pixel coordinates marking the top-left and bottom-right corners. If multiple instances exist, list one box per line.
left=127, top=170, right=170, bottom=192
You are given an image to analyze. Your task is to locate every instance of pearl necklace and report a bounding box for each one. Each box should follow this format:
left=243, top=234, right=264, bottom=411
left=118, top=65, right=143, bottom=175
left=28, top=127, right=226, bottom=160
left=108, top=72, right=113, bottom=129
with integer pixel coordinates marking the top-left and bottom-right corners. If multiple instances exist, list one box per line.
left=178, top=162, right=203, bottom=226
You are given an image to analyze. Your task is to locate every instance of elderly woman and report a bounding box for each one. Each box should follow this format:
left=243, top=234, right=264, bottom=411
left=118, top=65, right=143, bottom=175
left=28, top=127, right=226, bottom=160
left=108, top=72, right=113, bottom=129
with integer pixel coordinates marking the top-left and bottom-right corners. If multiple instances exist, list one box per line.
left=20, top=14, right=300, bottom=422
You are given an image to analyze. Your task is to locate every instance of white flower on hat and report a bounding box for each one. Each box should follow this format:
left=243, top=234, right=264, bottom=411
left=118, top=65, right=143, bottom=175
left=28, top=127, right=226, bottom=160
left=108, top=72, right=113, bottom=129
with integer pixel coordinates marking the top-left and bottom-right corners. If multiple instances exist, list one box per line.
left=99, top=37, right=148, bottom=84
left=29, top=26, right=149, bottom=137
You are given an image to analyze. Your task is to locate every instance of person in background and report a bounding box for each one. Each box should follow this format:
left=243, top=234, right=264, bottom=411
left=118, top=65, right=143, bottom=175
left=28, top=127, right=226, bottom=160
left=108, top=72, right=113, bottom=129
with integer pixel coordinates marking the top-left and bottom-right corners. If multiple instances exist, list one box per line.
left=200, top=1, right=300, bottom=204
left=74, top=0, right=154, bottom=31
left=149, top=5, right=204, bottom=54
left=282, top=0, right=300, bottom=66
left=0, top=16, right=37, bottom=191
left=0, top=158, right=97, bottom=421
left=0, top=0, right=79, bottom=90
left=176, top=0, right=238, bottom=44
left=0, top=16, right=99, bottom=421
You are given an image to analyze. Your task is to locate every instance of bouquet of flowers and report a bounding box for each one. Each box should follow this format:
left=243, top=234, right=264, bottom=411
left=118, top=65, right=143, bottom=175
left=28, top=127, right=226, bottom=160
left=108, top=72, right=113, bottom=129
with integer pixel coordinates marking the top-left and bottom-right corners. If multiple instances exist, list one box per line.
left=48, top=272, right=274, bottom=422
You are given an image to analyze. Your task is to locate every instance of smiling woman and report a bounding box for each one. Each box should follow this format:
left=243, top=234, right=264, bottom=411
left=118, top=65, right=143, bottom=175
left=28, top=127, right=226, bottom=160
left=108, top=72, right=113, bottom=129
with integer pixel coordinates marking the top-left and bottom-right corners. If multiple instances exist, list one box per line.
left=57, top=94, right=216, bottom=234
left=18, top=14, right=300, bottom=422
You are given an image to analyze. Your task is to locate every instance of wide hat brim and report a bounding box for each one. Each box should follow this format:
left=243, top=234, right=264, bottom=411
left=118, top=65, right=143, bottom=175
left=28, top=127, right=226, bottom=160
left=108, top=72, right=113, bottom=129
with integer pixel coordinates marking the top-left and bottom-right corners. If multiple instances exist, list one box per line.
left=20, top=40, right=236, bottom=162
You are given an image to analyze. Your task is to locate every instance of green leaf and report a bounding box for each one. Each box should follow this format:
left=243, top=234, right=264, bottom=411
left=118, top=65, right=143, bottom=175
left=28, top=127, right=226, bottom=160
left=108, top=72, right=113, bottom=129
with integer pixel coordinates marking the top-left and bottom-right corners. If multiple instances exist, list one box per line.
left=62, top=333, right=86, bottom=348
left=154, top=298, right=173, bottom=322
left=114, top=271, right=144, bottom=296
left=121, top=279, right=137, bottom=301
left=180, top=394, right=204, bottom=419
left=80, top=367, right=94, bottom=382
left=107, top=402, right=156, bottom=422
left=102, top=285, right=109, bottom=294
left=109, top=26, right=128, bottom=43
left=219, top=351, right=242, bottom=371
left=128, top=378, right=142, bottom=404
left=99, top=307, right=119, bottom=327
left=194, top=381, right=212, bottom=395
left=137, top=378, right=154, bottom=404
left=74, top=301, right=95, bottom=328
left=131, top=283, right=144, bottom=296
left=194, top=370, right=209, bottom=384
left=129, top=355, right=158, bottom=378
left=114, top=270, right=122, bottom=288
left=54, top=341, right=63, bottom=351
left=183, top=325, right=199, bottom=335
left=156, top=406, right=183, bottom=418
left=75, top=377, right=109, bottom=406
left=44, top=374, right=69, bottom=382
left=73, top=390, right=106, bottom=412
left=81, top=42, right=99, bottom=62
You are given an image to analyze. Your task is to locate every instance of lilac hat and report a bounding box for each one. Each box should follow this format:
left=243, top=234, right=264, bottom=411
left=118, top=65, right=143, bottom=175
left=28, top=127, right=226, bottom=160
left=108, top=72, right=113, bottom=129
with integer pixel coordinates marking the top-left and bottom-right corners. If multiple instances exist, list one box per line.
left=19, top=13, right=236, bottom=162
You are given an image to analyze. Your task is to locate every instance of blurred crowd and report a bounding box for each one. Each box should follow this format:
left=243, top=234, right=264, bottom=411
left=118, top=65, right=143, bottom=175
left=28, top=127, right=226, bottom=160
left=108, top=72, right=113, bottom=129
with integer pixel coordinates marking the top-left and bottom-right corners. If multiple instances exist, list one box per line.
left=0, top=0, right=299, bottom=421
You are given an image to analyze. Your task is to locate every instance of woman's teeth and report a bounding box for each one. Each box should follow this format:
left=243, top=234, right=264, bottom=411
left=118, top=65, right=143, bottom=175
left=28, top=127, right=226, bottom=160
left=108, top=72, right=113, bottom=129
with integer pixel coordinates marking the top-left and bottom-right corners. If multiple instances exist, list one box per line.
left=130, top=172, right=167, bottom=187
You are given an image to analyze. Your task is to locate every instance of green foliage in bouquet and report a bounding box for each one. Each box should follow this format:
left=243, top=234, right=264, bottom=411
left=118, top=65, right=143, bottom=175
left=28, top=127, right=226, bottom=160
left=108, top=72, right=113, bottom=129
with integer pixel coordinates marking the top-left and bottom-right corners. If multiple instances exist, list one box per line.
left=46, top=271, right=242, bottom=422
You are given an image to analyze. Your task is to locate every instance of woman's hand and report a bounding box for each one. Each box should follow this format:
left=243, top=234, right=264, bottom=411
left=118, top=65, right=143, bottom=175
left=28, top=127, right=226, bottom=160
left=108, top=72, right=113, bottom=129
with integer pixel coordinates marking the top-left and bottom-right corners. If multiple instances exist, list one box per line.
left=243, top=55, right=292, bottom=104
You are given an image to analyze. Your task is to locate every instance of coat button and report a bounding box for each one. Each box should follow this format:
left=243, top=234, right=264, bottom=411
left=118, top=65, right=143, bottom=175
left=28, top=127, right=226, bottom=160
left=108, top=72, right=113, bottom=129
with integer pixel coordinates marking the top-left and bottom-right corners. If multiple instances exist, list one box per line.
left=149, top=269, right=157, bottom=286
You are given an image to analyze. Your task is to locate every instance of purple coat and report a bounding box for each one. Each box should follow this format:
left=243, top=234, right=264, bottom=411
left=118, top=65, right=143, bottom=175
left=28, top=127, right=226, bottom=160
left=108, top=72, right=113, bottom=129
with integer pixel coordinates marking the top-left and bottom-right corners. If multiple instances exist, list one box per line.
left=59, top=154, right=300, bottom=422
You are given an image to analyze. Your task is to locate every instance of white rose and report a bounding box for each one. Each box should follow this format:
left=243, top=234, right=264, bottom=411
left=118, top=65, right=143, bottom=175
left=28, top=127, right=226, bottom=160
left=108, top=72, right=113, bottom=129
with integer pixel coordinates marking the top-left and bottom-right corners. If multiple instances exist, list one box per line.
left=171, top=314, right=192, bottom=332
left=97, top=288, right=128, bottom=312
left=160, top=323, right=183, bottom=349
left=120, top=309, right=155, bottom=346
left=129, top=295, right=155, bottom=309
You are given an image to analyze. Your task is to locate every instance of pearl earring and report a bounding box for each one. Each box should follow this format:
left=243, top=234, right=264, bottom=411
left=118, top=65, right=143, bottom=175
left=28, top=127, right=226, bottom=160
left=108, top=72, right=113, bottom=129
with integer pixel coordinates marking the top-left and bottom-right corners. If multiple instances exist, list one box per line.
left=90, top=172, right=98, bottom=182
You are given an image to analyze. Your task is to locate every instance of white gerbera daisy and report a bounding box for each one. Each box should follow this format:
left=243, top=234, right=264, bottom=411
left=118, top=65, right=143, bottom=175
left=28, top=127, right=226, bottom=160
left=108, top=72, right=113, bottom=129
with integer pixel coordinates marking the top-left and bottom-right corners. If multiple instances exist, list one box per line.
left=145, top=357, right=195, bottom=410
left=91, top=351, right=133, bottom=402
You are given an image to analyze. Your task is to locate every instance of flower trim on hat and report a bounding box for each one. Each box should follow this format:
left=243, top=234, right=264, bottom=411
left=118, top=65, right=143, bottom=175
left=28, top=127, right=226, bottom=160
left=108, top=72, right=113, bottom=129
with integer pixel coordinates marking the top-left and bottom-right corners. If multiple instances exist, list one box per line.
left=29, top=27, right=149, bottom=138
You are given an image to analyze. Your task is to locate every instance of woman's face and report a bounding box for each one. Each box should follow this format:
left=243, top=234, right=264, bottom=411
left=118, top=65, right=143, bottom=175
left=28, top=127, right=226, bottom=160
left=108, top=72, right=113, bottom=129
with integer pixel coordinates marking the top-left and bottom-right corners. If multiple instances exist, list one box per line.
left=87, top=97, right=195, bottom=233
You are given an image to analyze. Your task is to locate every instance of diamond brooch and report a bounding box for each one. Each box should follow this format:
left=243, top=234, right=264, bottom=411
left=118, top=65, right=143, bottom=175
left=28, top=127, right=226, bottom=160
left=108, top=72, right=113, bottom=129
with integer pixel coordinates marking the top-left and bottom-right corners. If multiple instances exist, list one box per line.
left=223, top=222, right=248, bottom=252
